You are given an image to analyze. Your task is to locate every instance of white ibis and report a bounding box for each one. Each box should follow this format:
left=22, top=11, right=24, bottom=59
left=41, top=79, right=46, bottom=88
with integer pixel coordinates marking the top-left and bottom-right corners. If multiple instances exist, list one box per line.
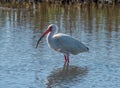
left=36, top=24, right=89, bottom=64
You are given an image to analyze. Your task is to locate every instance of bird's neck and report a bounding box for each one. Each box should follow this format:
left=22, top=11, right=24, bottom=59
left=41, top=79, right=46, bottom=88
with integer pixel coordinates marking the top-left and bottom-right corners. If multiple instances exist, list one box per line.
left=47, top=31, right=55, bottom=42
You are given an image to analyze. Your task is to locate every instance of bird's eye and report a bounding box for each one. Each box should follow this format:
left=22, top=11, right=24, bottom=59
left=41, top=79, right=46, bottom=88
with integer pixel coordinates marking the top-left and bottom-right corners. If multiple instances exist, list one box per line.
left=50, top=26, right=52, bottom=29
left=49, top=26, right=52, bottom=31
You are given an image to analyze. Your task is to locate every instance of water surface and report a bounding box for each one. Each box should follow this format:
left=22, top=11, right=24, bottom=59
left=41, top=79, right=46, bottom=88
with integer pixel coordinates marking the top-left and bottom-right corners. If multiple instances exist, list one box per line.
left=0, top=4, right=120, bottom=88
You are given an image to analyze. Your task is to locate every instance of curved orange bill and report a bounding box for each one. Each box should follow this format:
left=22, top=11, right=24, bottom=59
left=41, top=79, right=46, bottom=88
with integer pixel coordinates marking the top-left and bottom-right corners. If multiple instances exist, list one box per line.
left=36, top=28, right=51, bottom=48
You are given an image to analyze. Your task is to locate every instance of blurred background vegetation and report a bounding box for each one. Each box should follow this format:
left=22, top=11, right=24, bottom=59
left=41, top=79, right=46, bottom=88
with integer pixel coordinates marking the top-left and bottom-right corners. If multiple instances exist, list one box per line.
left=0, top=0, right=120, bottom=9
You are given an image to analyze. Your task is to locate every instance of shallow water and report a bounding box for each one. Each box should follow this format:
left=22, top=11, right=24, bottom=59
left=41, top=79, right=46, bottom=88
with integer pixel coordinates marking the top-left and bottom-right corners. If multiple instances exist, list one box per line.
left=0, top=4, right=120, bottom=88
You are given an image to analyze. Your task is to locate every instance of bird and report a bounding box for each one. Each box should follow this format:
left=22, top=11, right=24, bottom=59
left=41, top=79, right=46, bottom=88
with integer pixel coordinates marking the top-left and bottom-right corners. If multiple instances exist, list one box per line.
left=36, top=24, right=89, bottom=64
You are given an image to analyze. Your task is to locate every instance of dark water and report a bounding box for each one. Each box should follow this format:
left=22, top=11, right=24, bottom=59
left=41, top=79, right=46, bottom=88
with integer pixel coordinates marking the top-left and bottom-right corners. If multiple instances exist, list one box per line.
left=0, top=4, right=120, bottom=88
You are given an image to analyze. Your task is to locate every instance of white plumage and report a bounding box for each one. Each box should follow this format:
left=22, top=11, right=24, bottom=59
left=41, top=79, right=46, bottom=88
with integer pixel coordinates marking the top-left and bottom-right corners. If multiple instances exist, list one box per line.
left=36, top=24, right=89, bottom=64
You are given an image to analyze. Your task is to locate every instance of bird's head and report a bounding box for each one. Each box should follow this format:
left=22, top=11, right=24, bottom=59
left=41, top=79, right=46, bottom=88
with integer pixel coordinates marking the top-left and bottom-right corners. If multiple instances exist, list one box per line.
left=48, top=24, right=58, bottom=33
left=36, top=24, right=58, bottom=48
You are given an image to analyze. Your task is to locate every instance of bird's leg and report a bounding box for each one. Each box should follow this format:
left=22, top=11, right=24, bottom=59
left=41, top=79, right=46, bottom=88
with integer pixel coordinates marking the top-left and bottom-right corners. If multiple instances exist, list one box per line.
left=66, top=53, right=69, bottom=63
left=67, top=58, right=69, bottom=63
left=64, top=53, right=69, bottom=63
left=64, top=55, right=69, bottom=67
left=64, top=55, right=67, bottom=63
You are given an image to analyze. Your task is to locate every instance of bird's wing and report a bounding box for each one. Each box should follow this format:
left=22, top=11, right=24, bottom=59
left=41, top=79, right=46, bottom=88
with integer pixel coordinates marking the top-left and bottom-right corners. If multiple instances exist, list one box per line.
left=53, top=33, right=88, bottom=55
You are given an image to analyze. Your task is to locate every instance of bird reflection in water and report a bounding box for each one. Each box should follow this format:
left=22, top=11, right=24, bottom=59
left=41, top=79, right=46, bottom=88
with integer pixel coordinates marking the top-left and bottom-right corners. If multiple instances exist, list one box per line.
left=46, top=63, right=88, bottom=88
